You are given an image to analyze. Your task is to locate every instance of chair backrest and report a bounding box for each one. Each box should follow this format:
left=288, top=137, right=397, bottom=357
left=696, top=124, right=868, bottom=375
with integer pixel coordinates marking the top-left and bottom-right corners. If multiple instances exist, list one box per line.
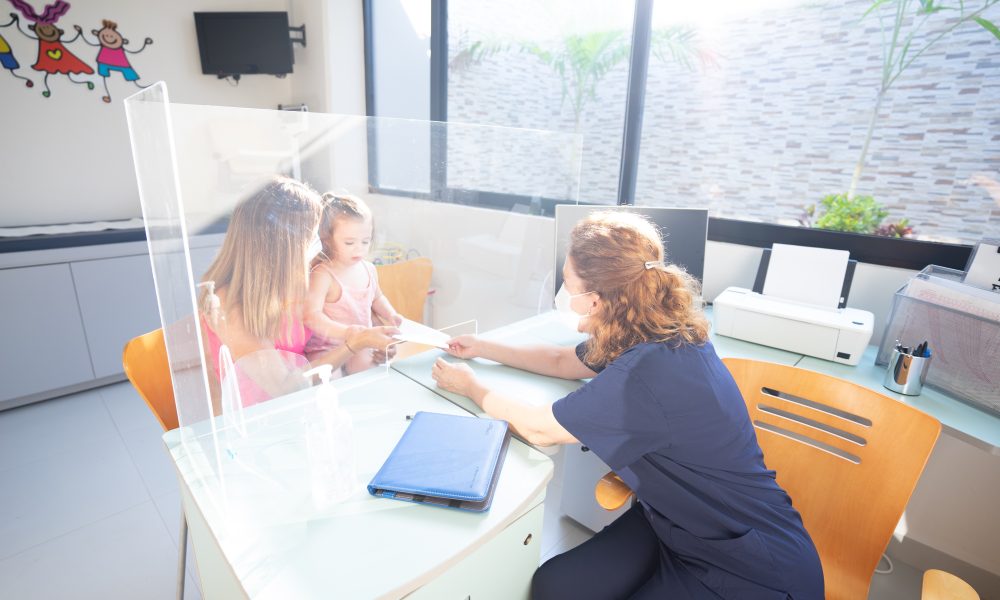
left=722, top=358, right=941, bottom=600
left=123, top=328, right=178, bottom=432
left=375, top=257, right=433, bottom=323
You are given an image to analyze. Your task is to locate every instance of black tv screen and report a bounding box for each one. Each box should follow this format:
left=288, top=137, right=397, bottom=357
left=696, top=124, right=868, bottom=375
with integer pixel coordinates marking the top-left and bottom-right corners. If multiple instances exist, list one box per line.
left=194, top=12, right=293, bottom=76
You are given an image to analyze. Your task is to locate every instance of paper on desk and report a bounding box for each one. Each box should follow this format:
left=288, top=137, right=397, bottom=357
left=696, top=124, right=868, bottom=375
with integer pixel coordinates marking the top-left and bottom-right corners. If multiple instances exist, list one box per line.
left=762, top=244, right=850, bottom=309
left=393, top=318, right=450, bottom=349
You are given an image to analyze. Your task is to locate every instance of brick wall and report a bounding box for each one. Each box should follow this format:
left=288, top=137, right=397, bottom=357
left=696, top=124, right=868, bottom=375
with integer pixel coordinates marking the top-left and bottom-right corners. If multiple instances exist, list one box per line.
left=447, top=0, right=1000, bottom=243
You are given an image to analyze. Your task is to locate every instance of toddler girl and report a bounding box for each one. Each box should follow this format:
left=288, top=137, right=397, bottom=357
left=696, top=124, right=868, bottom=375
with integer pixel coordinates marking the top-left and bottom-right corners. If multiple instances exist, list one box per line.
left=303, top=193, right=402, bottom=375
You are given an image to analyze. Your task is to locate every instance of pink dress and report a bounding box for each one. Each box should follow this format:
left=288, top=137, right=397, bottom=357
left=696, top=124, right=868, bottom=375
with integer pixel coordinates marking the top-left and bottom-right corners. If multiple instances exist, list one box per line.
left=202, top=314, right=312, bottom=407
left=304, top=261, right=382, bottom=374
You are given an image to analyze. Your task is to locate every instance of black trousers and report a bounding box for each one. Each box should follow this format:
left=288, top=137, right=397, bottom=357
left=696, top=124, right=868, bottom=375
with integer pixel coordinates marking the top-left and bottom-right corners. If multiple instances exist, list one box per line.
left=531, top=504, right=679, bottom=600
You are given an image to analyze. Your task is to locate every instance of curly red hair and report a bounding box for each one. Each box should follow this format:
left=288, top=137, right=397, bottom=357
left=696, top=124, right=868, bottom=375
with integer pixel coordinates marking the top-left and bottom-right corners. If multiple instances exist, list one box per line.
left=569, top=211, right=709, bottom=367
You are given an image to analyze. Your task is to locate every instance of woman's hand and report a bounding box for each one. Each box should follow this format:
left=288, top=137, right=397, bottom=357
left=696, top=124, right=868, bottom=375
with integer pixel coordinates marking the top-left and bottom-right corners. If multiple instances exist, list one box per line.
left=446, top=335, right=481, bottom=360
left=432, top=357, right=481, bottom=399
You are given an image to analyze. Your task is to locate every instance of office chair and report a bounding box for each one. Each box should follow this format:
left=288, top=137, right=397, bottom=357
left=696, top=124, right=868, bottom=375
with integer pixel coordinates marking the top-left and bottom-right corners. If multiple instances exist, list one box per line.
left=594, top=359, right=975, bottom=600
left=375, top=256, right=434, bottom=324
left=122, top=328, right=188, bottom=600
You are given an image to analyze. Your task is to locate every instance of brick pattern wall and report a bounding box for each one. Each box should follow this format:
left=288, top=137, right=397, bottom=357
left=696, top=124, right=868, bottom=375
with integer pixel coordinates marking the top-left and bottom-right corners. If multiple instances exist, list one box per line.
left=447, top=0, right=1000, bottom=243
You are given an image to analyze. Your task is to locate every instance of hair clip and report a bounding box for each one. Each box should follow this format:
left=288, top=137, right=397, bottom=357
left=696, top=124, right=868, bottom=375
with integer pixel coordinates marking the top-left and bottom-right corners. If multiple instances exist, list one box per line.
left=644, top=260, right=665, bottom=269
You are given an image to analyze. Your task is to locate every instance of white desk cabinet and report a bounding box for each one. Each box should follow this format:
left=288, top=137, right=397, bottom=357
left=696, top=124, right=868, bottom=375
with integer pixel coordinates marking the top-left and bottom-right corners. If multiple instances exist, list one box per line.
left=71, top=255, right=161, bottom=379
left=0, top=234, right=222, bottom=409
left=0, top=264, right=94, bottom=402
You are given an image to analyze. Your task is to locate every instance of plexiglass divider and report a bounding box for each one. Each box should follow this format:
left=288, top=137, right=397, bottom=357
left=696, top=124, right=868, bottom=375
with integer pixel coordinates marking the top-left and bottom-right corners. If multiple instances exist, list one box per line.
left=124, top=83, right=581, bottom=545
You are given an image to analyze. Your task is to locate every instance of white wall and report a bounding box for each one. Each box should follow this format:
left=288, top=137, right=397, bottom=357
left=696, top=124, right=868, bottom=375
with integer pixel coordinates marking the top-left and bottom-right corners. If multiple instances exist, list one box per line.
left=0, top=0, right=309, bottom=228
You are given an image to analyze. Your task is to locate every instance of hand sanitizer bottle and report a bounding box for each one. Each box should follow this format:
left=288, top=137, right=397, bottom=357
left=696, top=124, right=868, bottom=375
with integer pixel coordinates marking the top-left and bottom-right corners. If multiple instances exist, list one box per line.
left=303, top=365, right=358, bottom=508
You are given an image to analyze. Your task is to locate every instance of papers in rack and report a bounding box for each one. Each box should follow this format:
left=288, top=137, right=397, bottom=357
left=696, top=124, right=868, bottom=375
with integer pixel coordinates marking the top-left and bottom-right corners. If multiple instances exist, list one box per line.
left=393, top=318, right=450, bottom=349
left=963, top=239, right=1000, bottom=292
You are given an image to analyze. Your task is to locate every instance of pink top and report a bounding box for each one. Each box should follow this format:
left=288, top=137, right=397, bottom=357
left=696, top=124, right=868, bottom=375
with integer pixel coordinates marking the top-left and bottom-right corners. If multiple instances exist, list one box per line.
left=304, top=261, right=382, bottom=373
left=202, top=313, right=312, bottom=407
left=97, top=46, right=130, bottom=68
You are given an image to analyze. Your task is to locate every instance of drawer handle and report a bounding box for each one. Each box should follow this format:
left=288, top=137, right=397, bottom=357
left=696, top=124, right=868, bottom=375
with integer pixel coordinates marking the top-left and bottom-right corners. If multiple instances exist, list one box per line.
left=581, top=446, right=590, bottom=452
left=523, top=533, right=533, bottom=545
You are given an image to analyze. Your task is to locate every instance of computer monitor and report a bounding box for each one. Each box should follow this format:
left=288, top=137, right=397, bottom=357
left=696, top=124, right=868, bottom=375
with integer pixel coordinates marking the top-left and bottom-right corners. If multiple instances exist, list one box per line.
left=553, top=205, right=709, bottom=296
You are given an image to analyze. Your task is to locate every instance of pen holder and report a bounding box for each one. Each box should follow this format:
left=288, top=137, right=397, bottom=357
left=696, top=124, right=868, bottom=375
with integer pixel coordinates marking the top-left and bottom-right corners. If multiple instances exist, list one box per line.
left=883, top=349, right=932, bottom=396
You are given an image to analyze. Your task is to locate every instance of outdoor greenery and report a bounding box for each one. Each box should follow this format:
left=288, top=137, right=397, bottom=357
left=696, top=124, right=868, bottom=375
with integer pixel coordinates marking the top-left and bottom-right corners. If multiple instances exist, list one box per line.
left=804, top=0, right=1000, bottom=237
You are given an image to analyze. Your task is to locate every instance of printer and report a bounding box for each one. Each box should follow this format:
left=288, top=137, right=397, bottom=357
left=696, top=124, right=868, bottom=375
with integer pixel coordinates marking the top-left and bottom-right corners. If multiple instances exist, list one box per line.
left=712, top=245, right=874, bottom=366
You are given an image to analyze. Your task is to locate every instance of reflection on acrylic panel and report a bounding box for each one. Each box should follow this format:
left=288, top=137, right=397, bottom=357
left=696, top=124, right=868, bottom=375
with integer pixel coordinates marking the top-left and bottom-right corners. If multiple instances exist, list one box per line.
left=124, top=84, right=582, bottom=436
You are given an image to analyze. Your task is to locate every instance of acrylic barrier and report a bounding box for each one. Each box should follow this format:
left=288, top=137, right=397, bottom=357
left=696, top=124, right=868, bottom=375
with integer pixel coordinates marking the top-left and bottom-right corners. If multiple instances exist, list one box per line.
left=123, top=82, right=579, bottom=548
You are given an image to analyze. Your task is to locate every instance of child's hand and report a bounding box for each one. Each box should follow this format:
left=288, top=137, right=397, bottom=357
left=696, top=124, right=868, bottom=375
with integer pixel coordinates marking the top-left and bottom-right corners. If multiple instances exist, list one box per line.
left=446, top=335, right=480, bottom=360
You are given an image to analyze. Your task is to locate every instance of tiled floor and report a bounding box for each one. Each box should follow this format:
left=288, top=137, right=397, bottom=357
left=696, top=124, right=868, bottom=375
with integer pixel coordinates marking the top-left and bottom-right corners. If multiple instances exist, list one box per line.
left=1, top=382, right=922, bottom=599
left=0, top=384, right=200, bottom=600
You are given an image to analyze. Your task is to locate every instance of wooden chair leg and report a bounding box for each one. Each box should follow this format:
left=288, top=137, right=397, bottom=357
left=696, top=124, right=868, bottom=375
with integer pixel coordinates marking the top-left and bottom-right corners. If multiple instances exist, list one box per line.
left=177, top=511, right=188, bottom=600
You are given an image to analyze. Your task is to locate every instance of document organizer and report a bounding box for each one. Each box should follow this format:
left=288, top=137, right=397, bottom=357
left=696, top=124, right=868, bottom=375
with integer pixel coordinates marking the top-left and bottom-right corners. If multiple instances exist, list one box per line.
left=876, top=266, right=1000, bottom=417
left=368, top=412, right=511, bottom=512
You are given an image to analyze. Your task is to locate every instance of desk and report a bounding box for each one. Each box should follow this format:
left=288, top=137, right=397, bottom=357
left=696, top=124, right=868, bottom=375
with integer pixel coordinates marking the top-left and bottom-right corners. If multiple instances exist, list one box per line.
left=390, top=310, right=1000, bottom=581
left=164, top=370, right=553, bottom=599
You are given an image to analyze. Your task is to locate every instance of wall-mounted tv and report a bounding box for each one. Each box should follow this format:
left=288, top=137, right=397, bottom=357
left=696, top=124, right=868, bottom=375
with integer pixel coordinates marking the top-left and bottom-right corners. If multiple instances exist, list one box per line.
left=194, top=12, right=294, bottom=77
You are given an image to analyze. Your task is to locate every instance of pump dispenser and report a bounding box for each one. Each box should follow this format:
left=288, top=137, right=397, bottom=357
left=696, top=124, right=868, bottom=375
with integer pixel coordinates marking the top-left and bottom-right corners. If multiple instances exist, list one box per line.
left=302, top=365, right=358, bottom=507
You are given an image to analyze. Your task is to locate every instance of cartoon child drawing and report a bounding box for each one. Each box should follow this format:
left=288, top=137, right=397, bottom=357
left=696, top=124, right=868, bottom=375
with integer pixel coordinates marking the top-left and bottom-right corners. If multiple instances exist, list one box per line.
left=1, top=14, right=32, bottom=87
left=75, top=19, right=151, bottom=103
left=8, top=0, right=94, bottom=98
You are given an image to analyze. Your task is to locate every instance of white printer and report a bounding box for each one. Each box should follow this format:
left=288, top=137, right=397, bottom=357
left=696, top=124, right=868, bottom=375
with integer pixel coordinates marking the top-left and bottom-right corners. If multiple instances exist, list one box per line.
left=712, top=245, right=874, bottom=366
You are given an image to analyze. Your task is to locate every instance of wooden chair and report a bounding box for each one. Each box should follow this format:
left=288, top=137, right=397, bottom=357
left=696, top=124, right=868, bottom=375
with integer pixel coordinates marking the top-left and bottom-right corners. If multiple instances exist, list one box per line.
left=922, top=569, right=980, bottom=600
left=375, top=257, right=433, bottom=323
left=593, top=358, right=960, bottom=599
left=123, top=329, right=188, bottom=600
left=723, top=358, right=941, bottom=599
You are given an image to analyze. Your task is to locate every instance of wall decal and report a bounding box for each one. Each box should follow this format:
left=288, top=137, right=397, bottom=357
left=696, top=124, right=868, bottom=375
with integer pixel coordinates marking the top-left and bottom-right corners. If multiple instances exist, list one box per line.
left=75, top=19, right=151, bottom=103
left=0, top=14, right=32, bottom=87
left=9, top=0, right=94, bottom=98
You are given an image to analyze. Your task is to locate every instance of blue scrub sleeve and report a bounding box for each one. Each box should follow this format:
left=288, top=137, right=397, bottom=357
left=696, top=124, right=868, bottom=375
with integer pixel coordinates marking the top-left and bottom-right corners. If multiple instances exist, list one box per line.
left=552, top=363, right=670, bottom=471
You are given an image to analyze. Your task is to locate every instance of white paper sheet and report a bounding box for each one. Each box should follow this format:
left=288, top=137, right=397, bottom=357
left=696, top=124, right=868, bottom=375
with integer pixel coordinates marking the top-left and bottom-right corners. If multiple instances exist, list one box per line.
left=963, top=239, right=1000, bottom=292
left=393, top=318, right=450, bottom=349
left=762, top=244, right=850, bottom=309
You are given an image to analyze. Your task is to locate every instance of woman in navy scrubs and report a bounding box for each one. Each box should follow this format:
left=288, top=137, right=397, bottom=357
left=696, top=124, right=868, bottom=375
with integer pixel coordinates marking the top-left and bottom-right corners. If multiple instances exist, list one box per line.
left=431, top=211, right=824, bottom=599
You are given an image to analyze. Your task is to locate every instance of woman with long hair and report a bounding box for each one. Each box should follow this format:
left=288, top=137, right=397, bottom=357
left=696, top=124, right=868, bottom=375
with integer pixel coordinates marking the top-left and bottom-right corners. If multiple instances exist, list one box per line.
left=432, top=211, right=823, bottom=599
left=200, top=176, right=397, bottom=405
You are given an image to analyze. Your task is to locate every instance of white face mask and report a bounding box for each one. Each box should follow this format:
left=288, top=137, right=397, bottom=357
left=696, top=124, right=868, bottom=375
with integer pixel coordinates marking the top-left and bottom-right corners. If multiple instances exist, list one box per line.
left=554, top=284, right=594, bottom=317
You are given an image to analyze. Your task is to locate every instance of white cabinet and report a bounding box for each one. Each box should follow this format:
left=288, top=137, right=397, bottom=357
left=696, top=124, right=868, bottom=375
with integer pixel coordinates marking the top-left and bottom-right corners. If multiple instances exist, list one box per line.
left=0, top=264, right=95, bottom=402
left=0, top=234, right=223, bottom=409
left=72, top=255, right=161, bottom=379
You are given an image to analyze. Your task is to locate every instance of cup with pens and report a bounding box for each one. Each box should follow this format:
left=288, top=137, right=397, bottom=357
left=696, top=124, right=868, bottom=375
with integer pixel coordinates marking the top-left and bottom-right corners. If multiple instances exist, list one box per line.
left=883, top=339, right=932, bottom=396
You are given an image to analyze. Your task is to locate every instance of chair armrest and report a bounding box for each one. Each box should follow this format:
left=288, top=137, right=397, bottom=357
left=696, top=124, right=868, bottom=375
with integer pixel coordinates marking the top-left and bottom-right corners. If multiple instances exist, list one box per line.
left=595, top=471, right=634, bottom=511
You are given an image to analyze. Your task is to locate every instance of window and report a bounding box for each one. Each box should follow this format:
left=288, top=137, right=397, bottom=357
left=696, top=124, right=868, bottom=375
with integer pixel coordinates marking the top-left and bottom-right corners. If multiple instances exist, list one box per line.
left=365, top=0, right=999, bottom=268
left=447, top=0, right=634, bottom=204
left=635, top=0, right=1000, bottom=248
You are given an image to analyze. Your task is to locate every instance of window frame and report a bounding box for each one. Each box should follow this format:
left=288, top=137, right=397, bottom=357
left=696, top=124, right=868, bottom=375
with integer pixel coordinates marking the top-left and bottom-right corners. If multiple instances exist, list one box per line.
left=362, top=0, right=975, bottom=271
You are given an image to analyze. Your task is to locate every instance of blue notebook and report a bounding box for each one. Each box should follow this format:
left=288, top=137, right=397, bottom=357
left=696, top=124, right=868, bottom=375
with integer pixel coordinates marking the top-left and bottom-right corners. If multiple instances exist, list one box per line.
left=368, top=411, right=511, bottom=512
